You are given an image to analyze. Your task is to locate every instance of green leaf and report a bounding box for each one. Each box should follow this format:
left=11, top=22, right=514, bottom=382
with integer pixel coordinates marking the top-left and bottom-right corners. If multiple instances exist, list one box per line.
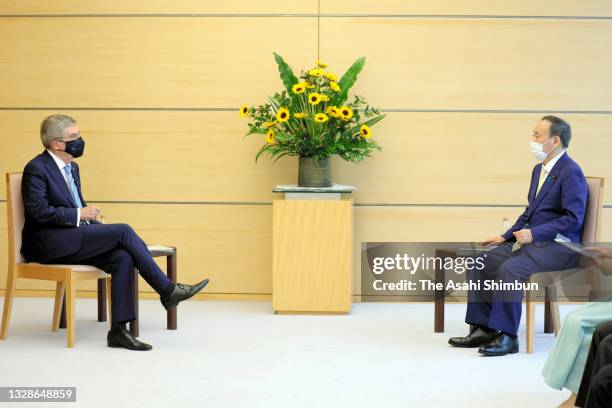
left=273, top=52, right=299, bottom=93
left=268, top=96, right=281, bottom=112
left=333, top=57, right=366, bottom=106
left=348, top=114, right=386, bottom=136
left=274, top=131, right=295, bottom=143
left=255, top=144, right=271, bottom=163
left=243, top=127, right=265, bottom=139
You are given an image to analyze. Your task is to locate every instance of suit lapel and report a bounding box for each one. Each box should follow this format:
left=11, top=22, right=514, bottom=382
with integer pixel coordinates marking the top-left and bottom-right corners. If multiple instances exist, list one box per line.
left=41, top=150, right=77, bottom=207
left=527, top=165, right=542, bottom=205
left=528, top=153, right=568, bottom=216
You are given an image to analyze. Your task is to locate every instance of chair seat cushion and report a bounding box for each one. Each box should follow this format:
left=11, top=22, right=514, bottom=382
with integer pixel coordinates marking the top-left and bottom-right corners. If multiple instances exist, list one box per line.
left=26, top=262, right=109, bottom=275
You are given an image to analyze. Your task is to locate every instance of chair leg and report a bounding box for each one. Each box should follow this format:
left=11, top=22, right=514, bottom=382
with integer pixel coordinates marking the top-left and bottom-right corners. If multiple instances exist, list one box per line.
left=97, top=279, right=107, bottom=322
left=0, top=268, right=17, bottom=340
left=543, top=286, right=561, bottom=336
left=544, top=286, right=555, bottom=333
left=59, top=294, right=67, bottom=329
left=525, top=290, right=536, bottom=354
left=52, top=281, right=66, bottom=332
left=105, top=277, right=112, bottom=330
left=66, top=272, right=76, bottom=348
left=129, top=268, right=139, bottom=337
left=551, top=301, right=561, bottom=336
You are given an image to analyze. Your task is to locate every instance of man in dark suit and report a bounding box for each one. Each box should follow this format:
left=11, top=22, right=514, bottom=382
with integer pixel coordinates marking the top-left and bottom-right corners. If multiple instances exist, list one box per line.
left=21, top=114, right=210, bottom=351
left=448, top=115, right=588, bottom=356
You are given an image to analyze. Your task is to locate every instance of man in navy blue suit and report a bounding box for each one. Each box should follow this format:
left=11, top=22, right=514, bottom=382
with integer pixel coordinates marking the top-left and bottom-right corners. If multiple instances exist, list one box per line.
left=21, top=114, right=210, bottom=351
left=449, top=115, right=588, bottom=356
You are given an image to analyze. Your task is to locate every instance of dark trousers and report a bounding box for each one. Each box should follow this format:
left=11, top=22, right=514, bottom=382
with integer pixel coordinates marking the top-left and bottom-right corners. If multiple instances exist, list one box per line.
left=465, top=242, right=576, bottom=336
left=47, top=223, right=172, bottom=323
left=576, top=320, right=612, bottom=408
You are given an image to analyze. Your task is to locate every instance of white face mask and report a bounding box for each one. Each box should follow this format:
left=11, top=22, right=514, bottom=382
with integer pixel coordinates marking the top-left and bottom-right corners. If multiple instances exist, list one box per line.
left=529, top=138, right=554, bottom=161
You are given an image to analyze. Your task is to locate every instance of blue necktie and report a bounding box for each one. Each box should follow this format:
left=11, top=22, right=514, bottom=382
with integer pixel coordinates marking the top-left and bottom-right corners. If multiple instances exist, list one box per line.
left=63, top=164, right=83, bottom=208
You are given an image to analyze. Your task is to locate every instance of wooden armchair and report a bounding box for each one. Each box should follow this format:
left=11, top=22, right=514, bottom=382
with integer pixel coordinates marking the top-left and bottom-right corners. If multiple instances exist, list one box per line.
left=1, top=172, right=111, bottom=347
left=525, top=176, right=605, bottom=353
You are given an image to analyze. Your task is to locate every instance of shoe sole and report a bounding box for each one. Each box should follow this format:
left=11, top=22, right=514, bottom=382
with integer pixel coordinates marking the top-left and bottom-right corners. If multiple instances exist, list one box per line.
left=449, top=342, right=482, bottom=348
left=107, top=341, right=152, bottom=351
left=448, top=339, right=498, bottom=348
left=478, top=348, right=519, bottom=356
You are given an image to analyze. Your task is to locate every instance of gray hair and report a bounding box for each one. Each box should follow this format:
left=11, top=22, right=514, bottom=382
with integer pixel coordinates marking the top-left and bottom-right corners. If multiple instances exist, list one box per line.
left=40, top=114, right=76, bottom=149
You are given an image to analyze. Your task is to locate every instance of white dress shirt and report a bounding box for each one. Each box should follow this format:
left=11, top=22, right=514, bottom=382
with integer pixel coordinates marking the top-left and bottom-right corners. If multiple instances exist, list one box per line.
left=46, top=149, right=81, bottom=227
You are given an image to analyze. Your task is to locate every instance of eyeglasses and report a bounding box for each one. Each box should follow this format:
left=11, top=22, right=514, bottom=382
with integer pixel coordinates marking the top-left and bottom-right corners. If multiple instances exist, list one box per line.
left=54, top=134, right=81, bottom=142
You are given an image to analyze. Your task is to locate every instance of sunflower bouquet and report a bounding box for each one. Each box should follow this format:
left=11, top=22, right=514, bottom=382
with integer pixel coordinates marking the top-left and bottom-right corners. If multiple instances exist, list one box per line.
left=240, top=53, right=385, bottom=166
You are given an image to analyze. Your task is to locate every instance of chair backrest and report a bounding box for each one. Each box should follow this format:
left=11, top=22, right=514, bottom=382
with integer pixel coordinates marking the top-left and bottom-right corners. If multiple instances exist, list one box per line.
left=6, top=172, right=25, bottom=265
left=582, top=176, right=605, bottom=244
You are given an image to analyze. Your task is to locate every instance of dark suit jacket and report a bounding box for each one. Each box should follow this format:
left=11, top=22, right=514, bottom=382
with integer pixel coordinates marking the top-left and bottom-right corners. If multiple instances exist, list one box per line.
left=502, top=152, right=588, bottom=243
left=21, top=150, right=99, bottom=262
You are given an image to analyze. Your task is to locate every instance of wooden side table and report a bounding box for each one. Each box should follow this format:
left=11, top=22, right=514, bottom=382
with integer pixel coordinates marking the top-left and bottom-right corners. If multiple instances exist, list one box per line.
left=59, top=246, right=177, bottom=337
left=272, top=184, right=355, bottom=314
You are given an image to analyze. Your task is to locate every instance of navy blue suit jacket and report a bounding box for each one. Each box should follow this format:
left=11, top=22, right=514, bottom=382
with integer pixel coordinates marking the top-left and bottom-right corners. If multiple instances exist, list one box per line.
left=21, top=150, right=99, bottom=262
left=501, top=152, right=588, bottom=243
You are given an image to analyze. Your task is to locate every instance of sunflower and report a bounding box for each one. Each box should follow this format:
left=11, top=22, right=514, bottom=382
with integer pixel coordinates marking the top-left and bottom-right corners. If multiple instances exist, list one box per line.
left=308, top=93, right=322, bottom=105
left=239, top=104, right=249, bottom=117
left=294, top=112, right=308, bottom=119
left=360, top=124, right=372, bottom=139
left=325, top=72, right=337, bottom=81
left=308, top=68, right=323, bottom=77
left=314, top=113, right=329, bottom=123
left=330, top=81, right=341, bottom=92
left=308, top=92, right=321, bottom=105
left=292, top=82, right=307, bottom=94
left=265, top=129, right=275, bottom=144
left=263, top=121, right=277, bottom=128
left=326, top=106, right=340, bottom=117
left=276, top=107, right=290, bottom=122
left=315, top=60, right=328, bottom=68
left=339, top=106, right=353, bottom=121
left=306, top=83, right=316, bottom=89
left=319, top=94, right=330, bottom=102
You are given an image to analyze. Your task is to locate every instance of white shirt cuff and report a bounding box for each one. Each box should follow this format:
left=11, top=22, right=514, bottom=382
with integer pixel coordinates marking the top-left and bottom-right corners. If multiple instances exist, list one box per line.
left=76, top=208, right=80, bottom=227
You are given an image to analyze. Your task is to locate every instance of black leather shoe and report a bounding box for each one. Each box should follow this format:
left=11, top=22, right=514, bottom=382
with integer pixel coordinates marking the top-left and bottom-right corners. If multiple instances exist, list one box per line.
left=448, top=326, right=501, bottom=348
left=160, top=278, right=210, bottom=310
left=107, top=328, right=152, bottom=351
left=478, top=334, right=519, bottom=356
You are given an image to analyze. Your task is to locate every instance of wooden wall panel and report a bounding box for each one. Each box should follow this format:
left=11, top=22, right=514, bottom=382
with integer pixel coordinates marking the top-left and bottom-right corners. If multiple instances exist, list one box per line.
left=0, top=1, right=317, bottom=15
left=2, top=203, right=610, bottom=295
left=321, top=1, right=612, bottom=16
left=0, top=18, right=317, bottom=108
left=0, top=202, right=273, bottom=294
left=0, top=111, right=298, bottom=202
left=333, top=113, right=612, bottom=205
left=2, top=18, right=611, bottom=110
left=3, top=0, right=610, bottom=16
left=1, top=5, right=610, bottom=299
left=320, top=18, right=612, bottom=110
left=1, top=111, right=610, bottom=205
